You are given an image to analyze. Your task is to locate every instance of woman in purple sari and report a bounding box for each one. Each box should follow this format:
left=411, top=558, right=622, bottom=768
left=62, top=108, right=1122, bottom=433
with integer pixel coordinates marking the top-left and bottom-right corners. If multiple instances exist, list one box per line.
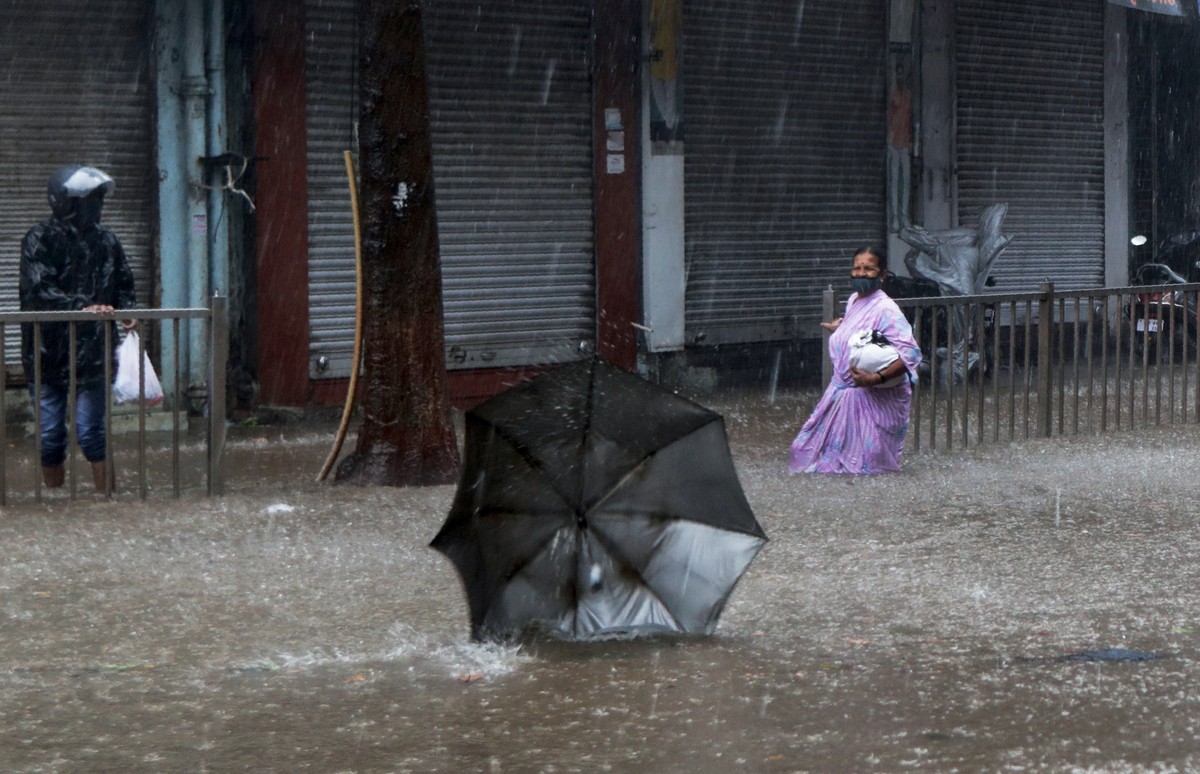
left=789, top=247, right=923, bottom=475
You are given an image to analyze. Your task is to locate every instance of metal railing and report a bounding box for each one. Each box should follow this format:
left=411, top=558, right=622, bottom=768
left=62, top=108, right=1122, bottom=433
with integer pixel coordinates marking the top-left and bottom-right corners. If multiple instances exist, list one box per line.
left=823, top=281, right=1200, bottom=453
left=0, top=296, right=227, bottom=503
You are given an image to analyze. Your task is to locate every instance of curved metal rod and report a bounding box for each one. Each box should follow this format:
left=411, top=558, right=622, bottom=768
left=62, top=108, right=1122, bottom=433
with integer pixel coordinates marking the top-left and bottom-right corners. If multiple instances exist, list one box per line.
left=318, top=150, right=365, bottom=482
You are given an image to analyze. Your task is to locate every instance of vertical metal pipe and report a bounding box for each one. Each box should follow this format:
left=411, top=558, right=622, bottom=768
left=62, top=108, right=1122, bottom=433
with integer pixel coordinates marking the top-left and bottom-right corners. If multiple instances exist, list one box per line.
left=1024, top=299, right=1033, bottom=439
left=1009, top=301, right=1017, bottom=440
left=33, top=323, right=42, bottom=502
left=208, top=296, right=228, bottom=496
left=821, top=286, right=834, bottom=389
left=1182, top=288, right=1191, bottom=424
left=958, top=301, right=967, bottom=447
left=173, top=318, right=181, bottom=498
left=930, top=305, right=939, bottom=451
left=137, top=330, right=147, bottom=500
left=1168, top=295, right=1177, bottom=422
left=1055, top=296, right=1064, bottom=434
left=1129, top=291, right=1138, bottom=429
left=913, top=306, right=923, bottom=453
left=946, top=300, right=954, bottom=450
left=1073, top=297, right=1081, bottom=435
left=206, top=0, right=229, bottom=298
left=976, top=301, right=985, bottom=445
left=993, top=302, right=1001, bottom=443
left=1141, top=296, right=1150, bottom=427
left=1190, top=288, right=1200, bottom=422
left=957, top=301, right=968, bottom=448
left=961, top=300, right=972, bottom=448
left=0, top=324, right=7, bottom=506
left=68, top=322, right=77, bottom=499
left=155, top=0, right=190, bottom=398
left=1157, top=301, right=1168, bottom=425
left=1084, top=296, right=1094, bottom=434
left=103, top=323, right=113, bottom=498
left=185, top=0, right=210, bottom=389
left=1103, top=294, right=1111, bottom=433
left=1037, top=283, right=1053, bottom=438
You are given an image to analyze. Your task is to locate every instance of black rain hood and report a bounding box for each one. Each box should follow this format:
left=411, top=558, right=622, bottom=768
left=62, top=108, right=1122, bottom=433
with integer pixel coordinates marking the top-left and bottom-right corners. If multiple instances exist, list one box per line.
left=20, top=166, right=136, bottom=387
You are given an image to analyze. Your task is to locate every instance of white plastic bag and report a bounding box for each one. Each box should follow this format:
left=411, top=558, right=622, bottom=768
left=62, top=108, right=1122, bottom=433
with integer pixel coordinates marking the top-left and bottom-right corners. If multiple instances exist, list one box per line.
left=113, top=332, right=165, bottom=407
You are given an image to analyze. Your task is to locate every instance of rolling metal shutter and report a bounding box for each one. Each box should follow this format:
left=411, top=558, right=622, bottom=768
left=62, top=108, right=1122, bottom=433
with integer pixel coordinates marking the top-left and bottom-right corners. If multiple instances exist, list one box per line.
left=0, top=3, right=155, bottom=367
left=305, top=0, right=360, bottom=379
left=956, top=0, right=1105, bottom=292
left=304, top=0, right=595, bottom=378
left=426, top=1, right=595, bottom=370
left=683, top=0, right=888, bottom=346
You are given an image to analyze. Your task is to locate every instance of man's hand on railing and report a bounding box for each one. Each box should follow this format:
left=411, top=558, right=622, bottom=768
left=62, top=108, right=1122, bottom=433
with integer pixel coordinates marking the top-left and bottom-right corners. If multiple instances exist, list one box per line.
left=82, top=304, right=138, bottom=331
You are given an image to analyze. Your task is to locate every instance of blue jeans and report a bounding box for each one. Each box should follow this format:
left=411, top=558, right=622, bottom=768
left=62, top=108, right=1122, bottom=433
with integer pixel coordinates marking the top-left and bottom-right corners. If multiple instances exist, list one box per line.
left=30, top=383, right=107, bottom=467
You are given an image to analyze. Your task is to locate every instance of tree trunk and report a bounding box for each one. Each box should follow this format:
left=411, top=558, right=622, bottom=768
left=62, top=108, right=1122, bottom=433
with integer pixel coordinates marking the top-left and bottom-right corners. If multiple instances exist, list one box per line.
left=336, top=0, right=460, bottom=486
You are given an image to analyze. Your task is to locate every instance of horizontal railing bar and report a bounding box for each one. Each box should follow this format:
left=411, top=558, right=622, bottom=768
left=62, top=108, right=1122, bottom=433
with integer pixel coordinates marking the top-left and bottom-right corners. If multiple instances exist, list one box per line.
left=891, top=282, right=1200, bottom=309
left=0, top=308, right=211, bottom=323
left=891, top=292, right=1043, bottom=308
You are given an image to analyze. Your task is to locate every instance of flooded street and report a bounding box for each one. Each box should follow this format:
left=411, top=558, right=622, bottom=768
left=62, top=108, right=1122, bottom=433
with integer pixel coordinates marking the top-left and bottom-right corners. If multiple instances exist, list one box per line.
left=3, top=389, right=1200, bottom=772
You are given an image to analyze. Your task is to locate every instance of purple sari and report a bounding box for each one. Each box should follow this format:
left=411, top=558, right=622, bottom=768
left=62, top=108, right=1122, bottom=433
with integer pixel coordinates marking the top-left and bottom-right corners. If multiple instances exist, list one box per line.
left=789, top=290, right=923, bottom=475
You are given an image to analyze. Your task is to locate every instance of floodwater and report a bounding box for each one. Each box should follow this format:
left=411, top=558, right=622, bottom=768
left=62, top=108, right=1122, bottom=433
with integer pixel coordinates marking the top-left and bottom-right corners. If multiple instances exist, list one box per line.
left=3, top=390, right=1200, bottom=772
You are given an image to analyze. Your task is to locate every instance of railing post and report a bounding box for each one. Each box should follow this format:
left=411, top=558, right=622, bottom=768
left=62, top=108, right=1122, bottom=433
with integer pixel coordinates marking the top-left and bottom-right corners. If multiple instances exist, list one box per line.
left=1037, top=281, right=1054, bottom=437
left=0, top=325, right=6, bottom=507
left=208, top=295, right=228, bottom=496
left=821, top=285, right=835, bottom=387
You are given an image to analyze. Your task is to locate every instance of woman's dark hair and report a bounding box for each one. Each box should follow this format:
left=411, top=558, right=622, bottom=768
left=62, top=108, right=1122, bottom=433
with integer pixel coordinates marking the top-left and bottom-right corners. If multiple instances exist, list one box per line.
left=852, top=245, right=888, bottom=273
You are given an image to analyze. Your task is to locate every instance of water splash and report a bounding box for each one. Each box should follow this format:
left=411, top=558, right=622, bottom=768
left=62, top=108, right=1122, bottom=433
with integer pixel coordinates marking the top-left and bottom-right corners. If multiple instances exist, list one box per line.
left=232, top=622, right=530, bottom=681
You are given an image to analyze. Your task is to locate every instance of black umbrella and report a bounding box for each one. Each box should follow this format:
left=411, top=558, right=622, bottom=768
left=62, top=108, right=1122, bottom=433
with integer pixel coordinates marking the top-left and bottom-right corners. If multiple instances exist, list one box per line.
left=431, top=357, right=767, bottom=641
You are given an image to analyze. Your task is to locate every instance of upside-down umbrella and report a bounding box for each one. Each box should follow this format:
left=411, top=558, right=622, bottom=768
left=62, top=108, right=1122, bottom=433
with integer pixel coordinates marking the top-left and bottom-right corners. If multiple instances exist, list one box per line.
left=431, top=357, right=767, bottom=641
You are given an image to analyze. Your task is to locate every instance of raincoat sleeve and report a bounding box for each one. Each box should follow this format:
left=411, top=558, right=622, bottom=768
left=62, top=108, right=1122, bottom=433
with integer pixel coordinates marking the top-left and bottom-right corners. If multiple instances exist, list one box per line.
left=110, top=236, right=137, bottom=310
left=877, top=295, right=923, bottom=384
left=18, top=225, right=93, bottom=311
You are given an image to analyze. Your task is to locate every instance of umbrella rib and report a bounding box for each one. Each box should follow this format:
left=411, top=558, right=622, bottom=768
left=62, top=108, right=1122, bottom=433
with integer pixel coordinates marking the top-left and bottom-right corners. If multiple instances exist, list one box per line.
left=481, top=424, right=580, bottom=513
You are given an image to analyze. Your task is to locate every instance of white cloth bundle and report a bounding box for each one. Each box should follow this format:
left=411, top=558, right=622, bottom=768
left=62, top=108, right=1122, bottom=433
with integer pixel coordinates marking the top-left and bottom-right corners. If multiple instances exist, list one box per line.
left=848, top=329, right=903, bottom=388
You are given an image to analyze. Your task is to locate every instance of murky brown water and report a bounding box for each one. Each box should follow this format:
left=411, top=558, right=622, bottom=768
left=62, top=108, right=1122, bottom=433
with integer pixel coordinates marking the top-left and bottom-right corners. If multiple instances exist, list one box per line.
left=2, top=392, right=1200, bottom=772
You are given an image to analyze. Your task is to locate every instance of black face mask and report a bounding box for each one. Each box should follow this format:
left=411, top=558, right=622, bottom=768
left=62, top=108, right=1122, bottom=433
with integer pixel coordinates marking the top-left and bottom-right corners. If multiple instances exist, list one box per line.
left=71, top=194, right=105, bottom=231
left=851, top=276, right=882, bottom=296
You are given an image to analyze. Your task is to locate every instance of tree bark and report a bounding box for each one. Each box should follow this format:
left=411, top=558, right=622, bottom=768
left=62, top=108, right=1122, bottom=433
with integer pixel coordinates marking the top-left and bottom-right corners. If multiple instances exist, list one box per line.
left=336, top=0, right=460, bottom=486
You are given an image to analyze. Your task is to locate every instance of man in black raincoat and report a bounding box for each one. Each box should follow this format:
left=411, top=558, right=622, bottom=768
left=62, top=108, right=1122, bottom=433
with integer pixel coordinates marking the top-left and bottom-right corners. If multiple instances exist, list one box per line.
left=20, top=165, right=136, bottom=492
